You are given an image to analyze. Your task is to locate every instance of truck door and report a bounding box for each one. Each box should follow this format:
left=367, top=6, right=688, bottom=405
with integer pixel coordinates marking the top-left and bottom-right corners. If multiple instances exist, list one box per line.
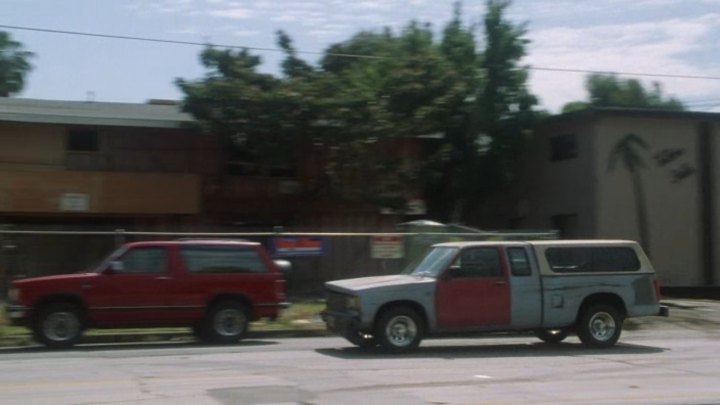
left=435, top=246, right=510, bottom=329
left=505, top=246, right=542, bottom=328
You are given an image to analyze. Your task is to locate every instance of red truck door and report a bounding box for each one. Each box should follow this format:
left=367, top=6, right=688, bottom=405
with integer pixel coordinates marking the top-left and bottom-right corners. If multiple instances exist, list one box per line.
left=435, top=246, right=511, bottom=329
left=84, top=246, right=173, bottom=325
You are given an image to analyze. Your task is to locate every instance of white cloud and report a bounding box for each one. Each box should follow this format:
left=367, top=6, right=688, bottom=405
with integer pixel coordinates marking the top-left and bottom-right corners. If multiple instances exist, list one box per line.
left=526, top=13, right=720, bottom=112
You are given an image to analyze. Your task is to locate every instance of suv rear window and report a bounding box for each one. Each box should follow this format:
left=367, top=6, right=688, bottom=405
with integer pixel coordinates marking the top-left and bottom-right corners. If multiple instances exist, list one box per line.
left=545, top=247, right=640, bottom=273
left=180, top=245, right=268, bottom=274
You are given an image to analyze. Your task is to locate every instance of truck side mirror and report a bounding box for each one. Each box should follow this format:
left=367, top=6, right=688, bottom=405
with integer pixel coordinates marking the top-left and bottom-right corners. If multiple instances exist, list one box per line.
left=441, top=265, right=461, bottom=280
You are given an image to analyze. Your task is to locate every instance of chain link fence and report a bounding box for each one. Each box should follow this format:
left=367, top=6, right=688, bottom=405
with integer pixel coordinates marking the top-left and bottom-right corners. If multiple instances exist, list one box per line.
left=0, top=227, right=557, bottom=299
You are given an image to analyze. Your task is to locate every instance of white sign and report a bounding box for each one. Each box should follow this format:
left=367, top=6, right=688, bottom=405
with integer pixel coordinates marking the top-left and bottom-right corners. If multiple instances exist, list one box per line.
left=371, top=235, right=405, bottom=259
left=60, top=193, right=90, bottom=212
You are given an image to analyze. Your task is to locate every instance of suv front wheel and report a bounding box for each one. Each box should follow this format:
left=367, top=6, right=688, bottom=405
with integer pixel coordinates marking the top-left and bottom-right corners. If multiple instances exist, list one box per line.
left=33, top=302, right=84, bottom=349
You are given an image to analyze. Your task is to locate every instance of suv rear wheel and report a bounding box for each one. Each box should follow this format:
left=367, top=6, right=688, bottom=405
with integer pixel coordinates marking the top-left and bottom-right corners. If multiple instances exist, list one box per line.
left=203, top=301, right=249, bottom=344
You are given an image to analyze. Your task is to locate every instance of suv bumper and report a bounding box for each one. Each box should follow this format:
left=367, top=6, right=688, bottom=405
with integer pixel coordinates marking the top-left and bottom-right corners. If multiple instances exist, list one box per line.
left=5, top=304, right=29, bottom=326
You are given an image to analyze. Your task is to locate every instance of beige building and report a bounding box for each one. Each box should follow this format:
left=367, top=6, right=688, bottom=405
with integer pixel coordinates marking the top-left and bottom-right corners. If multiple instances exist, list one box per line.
left=509, top=108, right=720, bottom=287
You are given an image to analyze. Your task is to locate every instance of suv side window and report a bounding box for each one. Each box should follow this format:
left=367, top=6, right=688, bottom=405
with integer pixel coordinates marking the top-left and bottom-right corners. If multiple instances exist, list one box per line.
left=452, top=247, right=502, bottom=278
left=118, top=247, right=167, bottom=274
left=180, top=245, right=268, bottom=274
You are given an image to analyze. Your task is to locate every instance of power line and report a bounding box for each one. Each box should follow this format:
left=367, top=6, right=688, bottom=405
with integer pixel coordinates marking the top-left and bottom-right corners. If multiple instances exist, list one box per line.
left=2, top=23, right=720, bottom=82
left=0, top=23, right=383, bottom=60
left=531, top=66, right=720, bottom=82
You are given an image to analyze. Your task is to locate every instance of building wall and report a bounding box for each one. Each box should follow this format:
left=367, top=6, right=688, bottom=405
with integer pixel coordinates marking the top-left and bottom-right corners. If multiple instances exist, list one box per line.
left=0, top=122, right=66, bottom=170
left=592, top=116, right=702, bottom=286
left=0, top=121, right=210, bottom=216
left=514, top=117, right=597, bottom=237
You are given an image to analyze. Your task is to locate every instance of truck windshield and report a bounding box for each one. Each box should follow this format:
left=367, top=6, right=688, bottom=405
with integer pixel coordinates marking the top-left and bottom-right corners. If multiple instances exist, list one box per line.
left=403, top=247, right=458, bottom=278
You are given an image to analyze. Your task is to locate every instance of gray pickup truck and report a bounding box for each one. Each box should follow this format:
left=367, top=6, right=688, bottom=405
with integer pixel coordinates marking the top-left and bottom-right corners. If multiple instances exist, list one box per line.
left=322, top=240, right=669, bottom=353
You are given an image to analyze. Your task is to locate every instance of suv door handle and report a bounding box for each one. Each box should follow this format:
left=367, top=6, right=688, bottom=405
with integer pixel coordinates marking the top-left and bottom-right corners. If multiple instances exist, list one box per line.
left=495, top=280, right=507, bottom=285
left=155, top=276, right=172, bottom=280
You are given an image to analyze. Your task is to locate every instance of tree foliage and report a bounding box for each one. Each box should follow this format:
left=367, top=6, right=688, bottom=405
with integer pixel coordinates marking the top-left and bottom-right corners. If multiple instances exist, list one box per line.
left=0, top=31, right=34, bottom=97
left=562, top=74, right=684, bottom=112
left=176, top=1, right=539, bottom=220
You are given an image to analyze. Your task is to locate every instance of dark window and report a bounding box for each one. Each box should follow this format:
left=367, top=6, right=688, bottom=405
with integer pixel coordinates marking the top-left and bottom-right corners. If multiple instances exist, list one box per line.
left=67, top=130, right=99, bottom=151
left=545, top=247, right=640, bottom=273
left=508, top=247, right=532, bottom=276
left=452, top=247, right=502, bottom=278
left=180, top=246, right=268, bottom=273
left=550, top=134, right=577, bottom=161
left=118, top=247, right=167, bottom=273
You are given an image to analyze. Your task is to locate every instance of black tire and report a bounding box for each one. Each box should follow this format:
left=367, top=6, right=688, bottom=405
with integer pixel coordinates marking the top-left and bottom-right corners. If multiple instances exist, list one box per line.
left=203, top=301, right=249, bottom=344
left=375, top=306, right=424, bottom=354
left=32, top=302, right=84, bottom=349
left=534, top=328, right=569, bottom=344
left=577, top=304, right=623, bottom=348
left=344, top=330, right=378, bottom=348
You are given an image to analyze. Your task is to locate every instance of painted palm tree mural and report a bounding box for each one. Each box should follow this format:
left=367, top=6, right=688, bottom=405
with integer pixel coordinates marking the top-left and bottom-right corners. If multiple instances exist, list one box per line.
left=608, top=133, right=651, bottom=255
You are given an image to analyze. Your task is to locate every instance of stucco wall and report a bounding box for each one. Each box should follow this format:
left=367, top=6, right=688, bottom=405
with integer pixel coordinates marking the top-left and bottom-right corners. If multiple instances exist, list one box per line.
left=514, top=117, right=597, bottom=237
left=593, top=116, right=701, bottom=286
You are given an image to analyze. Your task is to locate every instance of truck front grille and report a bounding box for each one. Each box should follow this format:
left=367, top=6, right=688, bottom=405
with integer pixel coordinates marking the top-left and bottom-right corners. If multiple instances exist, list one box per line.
left=325, top=290, right=349, bottom=312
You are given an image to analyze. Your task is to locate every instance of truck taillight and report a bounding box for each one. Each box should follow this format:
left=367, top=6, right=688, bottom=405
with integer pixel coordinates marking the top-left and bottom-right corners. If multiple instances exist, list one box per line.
left=653, top=278, right=662, bottom=301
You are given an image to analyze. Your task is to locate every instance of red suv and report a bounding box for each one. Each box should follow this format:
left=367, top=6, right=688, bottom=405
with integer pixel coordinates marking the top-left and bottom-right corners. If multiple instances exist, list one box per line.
left=5, top=240, right=289, bottom=348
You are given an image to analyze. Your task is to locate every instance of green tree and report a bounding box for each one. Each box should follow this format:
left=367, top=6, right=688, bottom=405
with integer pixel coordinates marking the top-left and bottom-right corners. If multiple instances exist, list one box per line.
left=562, top=74, right=684, bottom=112
left=0, top=31, right=34, bottom=97
left=608, top=133, right=651, bottom=255
left=426, top=0, right=538, bottom=220
left=176, top=2, right=539, bottom=219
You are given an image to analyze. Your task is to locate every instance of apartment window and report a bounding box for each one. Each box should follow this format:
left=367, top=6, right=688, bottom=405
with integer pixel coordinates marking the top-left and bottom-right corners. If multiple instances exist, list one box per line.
left=550, top=134, right=577, bottom=161
left=67, top=130, right=99, bottom=152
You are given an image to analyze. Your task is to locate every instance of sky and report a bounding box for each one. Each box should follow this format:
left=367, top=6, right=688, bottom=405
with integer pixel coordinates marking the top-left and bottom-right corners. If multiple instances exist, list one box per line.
left=2, top=0, right=720, bottom=113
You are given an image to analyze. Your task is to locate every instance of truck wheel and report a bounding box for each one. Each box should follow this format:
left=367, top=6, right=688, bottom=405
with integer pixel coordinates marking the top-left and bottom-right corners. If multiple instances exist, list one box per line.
left=534, top=328, right=569, bottom=344
left=33, top=302, right=84, bottom=349
left=577, top=304, right=623, bottom=348
left=204, top=301, right=249, bottom=344
left=375, top=306, right=423, bottom=354
left=344, top=330, right=377, bottom=348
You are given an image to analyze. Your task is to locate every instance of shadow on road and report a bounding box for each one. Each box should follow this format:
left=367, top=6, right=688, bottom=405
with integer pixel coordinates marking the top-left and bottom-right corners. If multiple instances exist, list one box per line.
left=0, top=339, right=277, bottom=354
left=316, top=341, right=666, bottom=359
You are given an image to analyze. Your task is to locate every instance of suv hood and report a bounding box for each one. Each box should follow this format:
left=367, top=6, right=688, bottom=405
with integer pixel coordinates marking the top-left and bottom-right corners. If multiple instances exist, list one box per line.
left=13, top=272, right=97, bottom=286
left=326, top=274, right=433, bottom=294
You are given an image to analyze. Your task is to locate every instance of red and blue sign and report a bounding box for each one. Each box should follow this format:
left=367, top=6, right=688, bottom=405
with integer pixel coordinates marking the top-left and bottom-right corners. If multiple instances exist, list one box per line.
left=272, top=236, right=325, bottom=257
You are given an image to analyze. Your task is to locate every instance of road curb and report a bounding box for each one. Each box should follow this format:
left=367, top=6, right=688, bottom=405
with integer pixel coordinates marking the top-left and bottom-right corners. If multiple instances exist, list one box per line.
left=0, top=327, right=330, bottom=348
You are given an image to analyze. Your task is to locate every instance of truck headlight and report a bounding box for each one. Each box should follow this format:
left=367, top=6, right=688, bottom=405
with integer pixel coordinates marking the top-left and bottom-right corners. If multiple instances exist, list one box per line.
left=346, top=295, right=361, bottom=311
left=8, top=288, right=19, bottom=303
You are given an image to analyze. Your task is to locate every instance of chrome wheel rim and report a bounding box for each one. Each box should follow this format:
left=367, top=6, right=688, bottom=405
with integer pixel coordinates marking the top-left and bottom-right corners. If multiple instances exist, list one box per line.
left=589, top=312, right=616, bottom=341
left=214, top=309, right=246, bottom=337
left=385, top=315, right=417, bottom=347
left=43, top=312, right=80, bottom=342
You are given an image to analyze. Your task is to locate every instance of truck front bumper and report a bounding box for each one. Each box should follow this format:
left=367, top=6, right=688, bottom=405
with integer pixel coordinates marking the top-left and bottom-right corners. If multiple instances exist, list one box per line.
left=320, top=310, right=361, bottom=335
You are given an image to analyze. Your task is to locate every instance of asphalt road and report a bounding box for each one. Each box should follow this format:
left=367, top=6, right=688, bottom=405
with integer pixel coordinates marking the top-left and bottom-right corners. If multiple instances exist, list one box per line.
left=1, top=315, right=719, bottom=405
